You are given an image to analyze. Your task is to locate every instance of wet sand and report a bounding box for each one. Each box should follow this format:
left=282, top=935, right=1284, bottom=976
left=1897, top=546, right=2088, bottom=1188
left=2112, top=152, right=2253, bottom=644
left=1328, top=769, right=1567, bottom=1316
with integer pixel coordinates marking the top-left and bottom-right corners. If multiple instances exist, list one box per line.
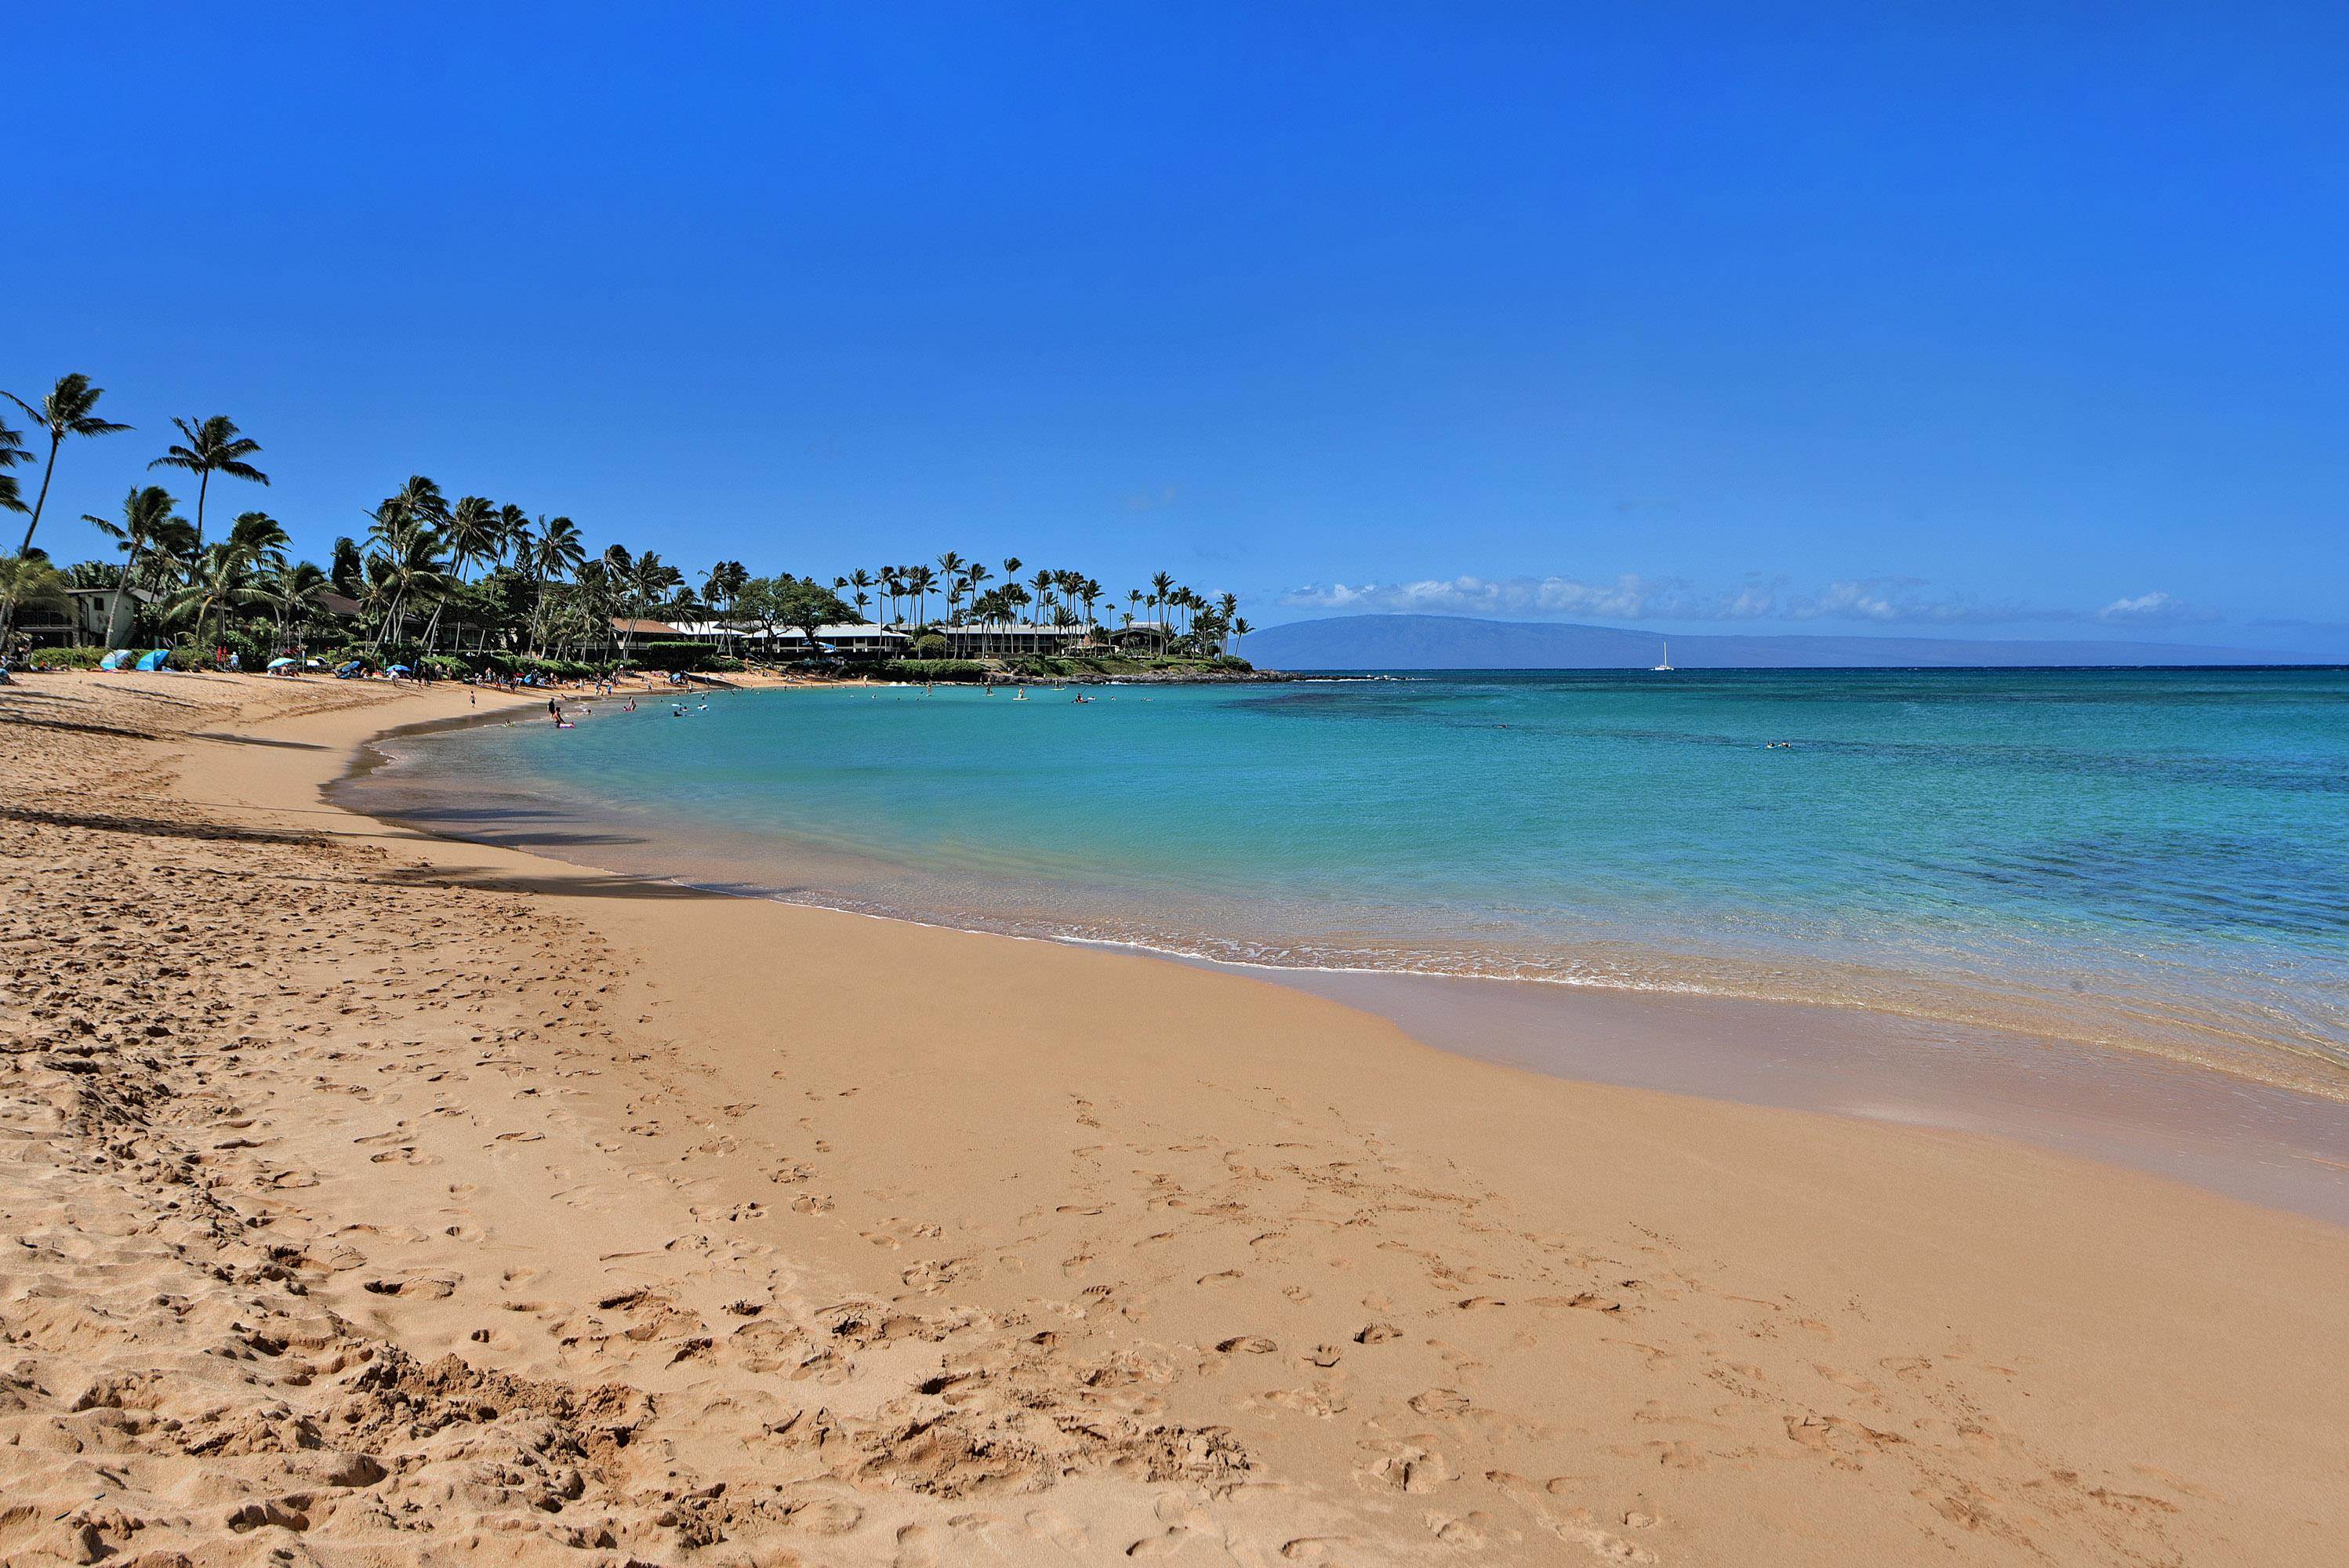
left=5, top=670, right=2349, bottom=1566
left=1251, top=966, right=2349, bottom=1225
left=347, top=707, right=2349, bottom=1225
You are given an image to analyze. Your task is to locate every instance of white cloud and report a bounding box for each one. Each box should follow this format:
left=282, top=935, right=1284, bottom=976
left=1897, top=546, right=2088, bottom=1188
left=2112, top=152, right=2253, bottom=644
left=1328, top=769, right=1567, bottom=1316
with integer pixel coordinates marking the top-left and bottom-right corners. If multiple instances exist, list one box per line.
left=2098, top=590, right=2215, bottom=626
left=1278, top=573, right=2093, bottom=626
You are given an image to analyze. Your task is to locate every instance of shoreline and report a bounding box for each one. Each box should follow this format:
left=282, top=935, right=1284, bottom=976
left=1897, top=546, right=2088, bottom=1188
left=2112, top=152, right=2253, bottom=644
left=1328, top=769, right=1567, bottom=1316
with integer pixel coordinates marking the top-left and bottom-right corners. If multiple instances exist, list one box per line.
left=8, top=669, right=2349, bottom=1566
left=339, top=692, right=2349, bottom=1225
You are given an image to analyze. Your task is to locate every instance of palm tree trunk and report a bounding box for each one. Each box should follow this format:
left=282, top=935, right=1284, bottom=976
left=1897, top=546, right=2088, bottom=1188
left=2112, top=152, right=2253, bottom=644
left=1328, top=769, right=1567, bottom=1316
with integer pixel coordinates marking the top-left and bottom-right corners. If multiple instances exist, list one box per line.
left=193, top=470, right=211, bottom=554
left=112, top=548, right=145, bottom=646
left=16, top=435, right=60, bottom=557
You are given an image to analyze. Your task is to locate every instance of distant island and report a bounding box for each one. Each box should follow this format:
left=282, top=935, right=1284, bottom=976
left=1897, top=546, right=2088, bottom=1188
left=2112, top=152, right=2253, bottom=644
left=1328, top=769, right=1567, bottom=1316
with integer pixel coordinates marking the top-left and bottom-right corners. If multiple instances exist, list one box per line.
left=1244, top=612, right=2298, bottom=670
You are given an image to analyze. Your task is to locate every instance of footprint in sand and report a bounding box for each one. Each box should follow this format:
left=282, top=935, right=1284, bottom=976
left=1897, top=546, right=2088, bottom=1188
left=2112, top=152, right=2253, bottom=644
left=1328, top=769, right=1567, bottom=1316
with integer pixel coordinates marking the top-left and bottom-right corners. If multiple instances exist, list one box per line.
left=1025, top=1508, right=1088, bottom=1553
left=1125, top=1526, right=1193, bottom=1558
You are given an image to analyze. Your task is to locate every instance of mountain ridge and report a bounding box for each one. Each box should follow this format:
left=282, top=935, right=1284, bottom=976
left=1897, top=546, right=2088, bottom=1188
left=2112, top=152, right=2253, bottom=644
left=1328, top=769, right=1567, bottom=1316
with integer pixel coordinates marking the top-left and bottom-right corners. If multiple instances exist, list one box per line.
left=1243, top=613, right=2294, bottom=670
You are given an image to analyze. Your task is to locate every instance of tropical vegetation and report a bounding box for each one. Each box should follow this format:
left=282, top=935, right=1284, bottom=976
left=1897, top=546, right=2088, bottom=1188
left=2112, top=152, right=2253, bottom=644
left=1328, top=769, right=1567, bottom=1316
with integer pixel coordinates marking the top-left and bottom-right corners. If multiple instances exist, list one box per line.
left=0, top=368, right=1258, bottom=676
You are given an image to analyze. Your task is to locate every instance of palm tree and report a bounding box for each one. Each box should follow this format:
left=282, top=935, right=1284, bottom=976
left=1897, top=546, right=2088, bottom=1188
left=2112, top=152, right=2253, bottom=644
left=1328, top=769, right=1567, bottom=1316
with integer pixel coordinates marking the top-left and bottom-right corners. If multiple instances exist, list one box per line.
left=363, top=524, right=456, bottom=652
left=527, top=516, right=585, bottom=652
left=147, top=416, right=268, bottom=553
left=705, top=561, right=750, bottom=651
left=223, top=510, right=290, bottom=572
left=84, top=486, right=194, bottom=645
left=364, top=484, right=453, bottom=651
left=1028, top=569, right=1055, bottom=655
left=0, top=414, right=28, bottom=520
left=252, top=559, right=331, bottom=655
left=3, top=374, right=133, bottom=557
left=419, top=495, right=499, bottom=649
left=494, top=503, right=532, bottom=571
left=1149, top=572, right=1175, bottom=653
left=848, top=568, right=874, bottom=626
left=906, top=564, right=939, bottom=628
left=623, top=551, right=684, bottom=657
left=1232, top=616, right=1253, bottom=656
left=443, top=495, right=499, bottom=581
left=934, top=551, right=964, bottom=622
left=165, top=524, right=278, bottom=654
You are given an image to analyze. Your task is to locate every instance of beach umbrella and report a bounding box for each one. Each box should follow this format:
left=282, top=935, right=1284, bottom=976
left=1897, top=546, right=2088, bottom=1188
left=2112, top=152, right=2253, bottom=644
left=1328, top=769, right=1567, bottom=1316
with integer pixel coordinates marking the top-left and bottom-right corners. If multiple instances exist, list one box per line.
left=99, top=649, right=133, bottom=671
left=387, top=663, right=414, bottom=675
left=267, top=656, right=298, bottom=670
left=135, top=649, right=169, bottom=672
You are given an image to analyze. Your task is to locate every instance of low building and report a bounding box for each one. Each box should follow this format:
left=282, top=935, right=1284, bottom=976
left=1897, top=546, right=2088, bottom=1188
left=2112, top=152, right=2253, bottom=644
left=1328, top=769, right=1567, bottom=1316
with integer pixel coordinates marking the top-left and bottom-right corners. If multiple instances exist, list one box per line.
left=654, top=621, right=913, bottom=659
left=1107, top=620, right=1174, bottom=649
left=940, top=621, right=1096, bottom=658
left=610, top=616, right=685, bottom=643
left=13, top=586, right=158, bottom=649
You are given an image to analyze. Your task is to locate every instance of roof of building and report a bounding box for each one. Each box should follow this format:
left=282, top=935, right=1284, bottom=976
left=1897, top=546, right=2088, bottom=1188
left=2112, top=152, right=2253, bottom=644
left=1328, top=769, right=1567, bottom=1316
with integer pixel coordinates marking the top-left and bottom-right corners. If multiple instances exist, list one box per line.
left=663, top=620, right=909, bottom=641
left=64, top=585, right=158, bottom=604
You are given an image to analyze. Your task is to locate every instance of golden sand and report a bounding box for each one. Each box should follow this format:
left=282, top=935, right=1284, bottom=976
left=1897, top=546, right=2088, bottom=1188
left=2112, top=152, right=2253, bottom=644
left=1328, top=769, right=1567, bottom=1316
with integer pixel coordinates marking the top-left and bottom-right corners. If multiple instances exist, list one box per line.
left=3, top=670, right=2345, bottom=1566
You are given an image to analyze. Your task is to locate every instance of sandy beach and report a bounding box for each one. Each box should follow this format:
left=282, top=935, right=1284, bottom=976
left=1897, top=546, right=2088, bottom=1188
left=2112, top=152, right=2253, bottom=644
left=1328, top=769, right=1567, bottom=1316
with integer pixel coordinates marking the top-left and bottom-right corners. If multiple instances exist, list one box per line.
left=5, top=670, right=2347, bottom=1567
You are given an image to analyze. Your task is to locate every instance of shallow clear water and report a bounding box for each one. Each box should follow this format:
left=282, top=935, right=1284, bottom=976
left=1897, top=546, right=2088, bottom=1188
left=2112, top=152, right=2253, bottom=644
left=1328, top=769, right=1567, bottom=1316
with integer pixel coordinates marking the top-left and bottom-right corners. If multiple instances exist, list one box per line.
left=365, top=670, right=2349, bottom=1088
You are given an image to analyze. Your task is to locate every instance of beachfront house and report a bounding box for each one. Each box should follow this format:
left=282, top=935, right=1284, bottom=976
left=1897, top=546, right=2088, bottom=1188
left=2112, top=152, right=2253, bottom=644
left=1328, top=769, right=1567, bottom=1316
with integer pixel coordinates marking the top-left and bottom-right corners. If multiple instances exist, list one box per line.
left=1108, top=620, right=1174, bottom=651
left=13, top=586, right=158, bottom=649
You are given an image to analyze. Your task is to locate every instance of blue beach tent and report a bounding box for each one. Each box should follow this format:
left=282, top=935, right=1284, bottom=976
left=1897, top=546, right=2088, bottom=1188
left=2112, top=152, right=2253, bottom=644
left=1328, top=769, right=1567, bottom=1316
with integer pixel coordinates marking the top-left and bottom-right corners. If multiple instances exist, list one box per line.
left=134, top=649, right=169, bottom=672
left=99, top=649, right=134, bottom=671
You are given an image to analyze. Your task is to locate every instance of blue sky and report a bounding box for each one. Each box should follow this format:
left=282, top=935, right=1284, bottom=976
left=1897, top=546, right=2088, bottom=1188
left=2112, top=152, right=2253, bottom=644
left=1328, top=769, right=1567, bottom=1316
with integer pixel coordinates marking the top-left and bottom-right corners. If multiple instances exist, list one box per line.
left=10, top=3, right=2347, bottom=653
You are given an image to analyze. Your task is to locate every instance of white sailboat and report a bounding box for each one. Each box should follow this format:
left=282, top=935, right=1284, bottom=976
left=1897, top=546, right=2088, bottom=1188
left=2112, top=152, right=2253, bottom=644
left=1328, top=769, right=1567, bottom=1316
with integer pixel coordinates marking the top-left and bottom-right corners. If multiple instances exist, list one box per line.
left=1651, top=638, right=1675, bottom=672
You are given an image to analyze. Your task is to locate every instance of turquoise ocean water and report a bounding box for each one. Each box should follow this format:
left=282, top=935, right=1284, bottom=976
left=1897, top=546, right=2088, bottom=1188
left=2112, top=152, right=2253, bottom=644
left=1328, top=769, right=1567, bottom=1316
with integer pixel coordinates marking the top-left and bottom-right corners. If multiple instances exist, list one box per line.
left=370, top=670, right=2349, bottom=1089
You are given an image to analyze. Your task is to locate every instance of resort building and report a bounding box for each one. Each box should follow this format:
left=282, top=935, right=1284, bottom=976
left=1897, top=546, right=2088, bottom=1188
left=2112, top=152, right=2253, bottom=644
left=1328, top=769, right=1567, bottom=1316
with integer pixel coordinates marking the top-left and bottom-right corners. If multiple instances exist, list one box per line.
left=939, top=621, right=1095, bottom=658
left=644, top=619, right=913, bottom=658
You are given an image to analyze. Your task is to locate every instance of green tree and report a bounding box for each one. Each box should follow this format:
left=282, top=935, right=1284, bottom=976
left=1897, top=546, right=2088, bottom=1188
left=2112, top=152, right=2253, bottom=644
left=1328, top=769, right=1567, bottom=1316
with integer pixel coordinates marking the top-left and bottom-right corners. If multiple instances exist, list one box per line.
left=0, top=554, right=74, bottom=648
left=0, top=414, right=28, bottom=519
left=148, top=415, right=268, bottom=552
left=330, top=535, right=365, bottom=597
left=3, top=374, right=134, bottom=558
left=774, top=576, right=853, bottom=657
left=526, top=516, right=586, bottom=652
left=252, top=559, right=332, bottom=654
left=84, top=486, right=195, bottom=644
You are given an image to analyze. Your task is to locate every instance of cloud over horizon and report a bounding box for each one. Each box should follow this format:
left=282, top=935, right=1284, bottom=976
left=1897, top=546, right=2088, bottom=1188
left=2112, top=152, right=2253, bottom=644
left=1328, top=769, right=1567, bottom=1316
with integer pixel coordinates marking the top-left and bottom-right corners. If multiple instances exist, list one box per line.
left=1276, top=574, right=2216, bottom=630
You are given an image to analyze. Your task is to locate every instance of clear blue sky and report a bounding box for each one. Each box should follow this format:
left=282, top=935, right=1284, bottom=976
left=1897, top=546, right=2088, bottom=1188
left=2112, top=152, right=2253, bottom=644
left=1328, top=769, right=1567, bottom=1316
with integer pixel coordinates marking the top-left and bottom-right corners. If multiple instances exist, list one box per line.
left=11, top=3, right=2346, bottom=653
